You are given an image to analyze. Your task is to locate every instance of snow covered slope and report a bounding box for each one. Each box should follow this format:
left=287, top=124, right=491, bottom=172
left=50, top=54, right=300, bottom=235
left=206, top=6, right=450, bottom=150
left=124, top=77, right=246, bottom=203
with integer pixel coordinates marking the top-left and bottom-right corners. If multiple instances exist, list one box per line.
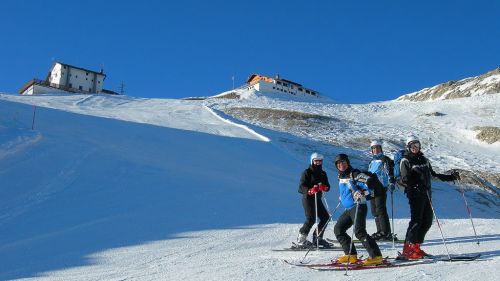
left=209, top=91, right=500, bottom=194
left=0, top=92, right=499, bottom=281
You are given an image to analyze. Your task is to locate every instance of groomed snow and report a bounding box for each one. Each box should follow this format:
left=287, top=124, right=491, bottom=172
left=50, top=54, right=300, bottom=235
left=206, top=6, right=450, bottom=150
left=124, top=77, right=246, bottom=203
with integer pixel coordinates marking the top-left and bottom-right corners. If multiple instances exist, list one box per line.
left=0, top=92, right=498, bottom=281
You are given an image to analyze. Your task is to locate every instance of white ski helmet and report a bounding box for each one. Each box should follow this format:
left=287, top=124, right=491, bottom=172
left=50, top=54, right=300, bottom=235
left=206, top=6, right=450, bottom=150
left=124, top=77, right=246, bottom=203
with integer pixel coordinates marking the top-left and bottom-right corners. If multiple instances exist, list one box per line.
left=370, top=140, right=383, bottom=148
left=406, top=135, right=420, bottom=146
left=310, top=152, right=324, bottom=164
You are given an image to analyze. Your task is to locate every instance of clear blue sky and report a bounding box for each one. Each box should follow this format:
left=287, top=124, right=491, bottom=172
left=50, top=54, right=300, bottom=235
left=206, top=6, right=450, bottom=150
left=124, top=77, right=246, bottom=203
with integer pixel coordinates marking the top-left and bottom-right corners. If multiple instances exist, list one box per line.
left=1, top=0, right=499, bottom=102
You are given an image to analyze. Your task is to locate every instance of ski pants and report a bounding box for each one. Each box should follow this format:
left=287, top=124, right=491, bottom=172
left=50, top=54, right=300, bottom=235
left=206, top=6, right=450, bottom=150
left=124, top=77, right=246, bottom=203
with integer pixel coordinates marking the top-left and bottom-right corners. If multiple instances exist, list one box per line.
left=370, top=191, right=391, bottom=234
left=299, top=194, right=330, bottom=238
left=405, top=193, right=433, bottom=244
left=334, top=204, right=382, bottom=258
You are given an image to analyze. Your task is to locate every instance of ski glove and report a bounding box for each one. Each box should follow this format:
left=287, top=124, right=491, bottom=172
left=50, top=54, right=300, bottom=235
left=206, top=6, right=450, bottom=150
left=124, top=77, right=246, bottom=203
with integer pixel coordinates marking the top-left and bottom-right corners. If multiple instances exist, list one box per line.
left=353, top=190, right=370, bottom=201
left=452, top=171, right=461, bottom=181
left=307, top=185, right=320, bottom=195
left=389, top=176, right=396, bottom=184
left=319, top=184, right=329, bottom=192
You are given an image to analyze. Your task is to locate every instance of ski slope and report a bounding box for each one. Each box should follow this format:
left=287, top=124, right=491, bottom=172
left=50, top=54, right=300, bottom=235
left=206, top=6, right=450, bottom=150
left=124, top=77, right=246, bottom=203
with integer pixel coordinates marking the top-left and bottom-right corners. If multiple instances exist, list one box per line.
left=0, top=93, right=498, bottom=281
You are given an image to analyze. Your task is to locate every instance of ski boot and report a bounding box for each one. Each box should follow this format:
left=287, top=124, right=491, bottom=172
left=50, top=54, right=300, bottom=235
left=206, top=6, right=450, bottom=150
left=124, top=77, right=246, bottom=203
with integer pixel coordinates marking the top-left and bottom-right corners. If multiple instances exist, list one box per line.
left=334, top=254, right=358, bottom=264
left=313, top=236, right=335, bottom=248
left=362, top=256, right=384, bottom=266
left=401, top=242, right=425, bottom=259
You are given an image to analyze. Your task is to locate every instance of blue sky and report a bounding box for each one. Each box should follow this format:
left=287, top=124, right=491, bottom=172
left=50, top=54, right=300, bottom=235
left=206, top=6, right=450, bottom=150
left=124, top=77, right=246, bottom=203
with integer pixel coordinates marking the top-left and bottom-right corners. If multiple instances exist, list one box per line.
left=1, top=0, right=499, bottom=102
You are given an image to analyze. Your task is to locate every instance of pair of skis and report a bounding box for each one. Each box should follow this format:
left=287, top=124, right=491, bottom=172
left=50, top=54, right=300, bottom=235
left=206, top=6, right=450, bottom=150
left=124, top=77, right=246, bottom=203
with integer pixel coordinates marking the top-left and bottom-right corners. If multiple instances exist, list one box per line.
left=284, top=253, right=481, bottom=271
left=272, top=240, right=342, bottom=252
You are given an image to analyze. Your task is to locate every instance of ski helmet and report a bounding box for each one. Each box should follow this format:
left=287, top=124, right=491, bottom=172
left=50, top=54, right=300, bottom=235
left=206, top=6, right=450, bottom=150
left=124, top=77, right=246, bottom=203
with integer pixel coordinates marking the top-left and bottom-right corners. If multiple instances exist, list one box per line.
left=370, top=140, right=382, bottom=148
left=334, top=153, right=350, bottom=165
left=370, top=140, right=383, bottom=153
left=310, top=152, right=324, bottom=165
left=406, top=135, right=420, bottom=146
left=406, top=135, right=420, bottom=150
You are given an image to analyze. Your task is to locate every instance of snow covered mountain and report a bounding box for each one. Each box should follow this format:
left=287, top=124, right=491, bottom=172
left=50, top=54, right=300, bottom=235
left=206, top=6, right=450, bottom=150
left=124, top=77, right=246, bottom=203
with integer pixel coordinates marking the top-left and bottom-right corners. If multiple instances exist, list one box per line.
left=0, top=89, right=498, bottom=281
left=397, top=67, right=500, bottom=101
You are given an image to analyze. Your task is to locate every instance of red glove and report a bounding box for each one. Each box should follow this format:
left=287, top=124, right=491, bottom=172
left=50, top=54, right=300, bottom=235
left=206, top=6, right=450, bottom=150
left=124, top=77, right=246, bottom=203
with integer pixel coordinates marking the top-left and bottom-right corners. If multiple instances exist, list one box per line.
left=307, top=185, right=320, bottom=195
left=319, top=184, right=329, bottom=192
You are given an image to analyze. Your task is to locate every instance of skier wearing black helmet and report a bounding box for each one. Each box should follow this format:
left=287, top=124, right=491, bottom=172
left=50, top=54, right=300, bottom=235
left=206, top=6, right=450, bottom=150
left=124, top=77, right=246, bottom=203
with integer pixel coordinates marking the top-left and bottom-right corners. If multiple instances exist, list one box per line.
left=400, top=136, right=460, bottom=259
left=333, top=153, right=383, bottom=265
left=296, top=152, right=332, bottom=248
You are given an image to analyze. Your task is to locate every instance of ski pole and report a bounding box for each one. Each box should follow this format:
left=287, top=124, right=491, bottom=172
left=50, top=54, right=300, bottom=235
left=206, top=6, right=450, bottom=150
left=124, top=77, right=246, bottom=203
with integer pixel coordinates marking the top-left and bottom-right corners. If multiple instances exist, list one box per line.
left=314, top=192, right=319, bottom=250
left=426, top=190, right=452, bottom=261
left=314, top=199, right=341, bottom=240
left=31, top=104, right=37, bottom=130
left=458, top=181, right=480, bottom=245
left=300, top=200, right=341, bottom=263
left=345, top=201, right=360, bottom=276
left=391, top=189, right=395, bottom=249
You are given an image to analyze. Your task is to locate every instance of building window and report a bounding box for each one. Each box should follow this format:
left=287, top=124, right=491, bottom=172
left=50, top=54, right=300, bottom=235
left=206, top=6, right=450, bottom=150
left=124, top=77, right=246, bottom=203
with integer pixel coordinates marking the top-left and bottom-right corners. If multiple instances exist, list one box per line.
left=89, top=88, right=92, bottom=92
left=69, top=83, right=72, bottom=88
left=306, top=90, right=310, bottom=94
left=63, top=66, right=66, bottom=69
left=98, top=81, right=100, bottom=84
left=298, top=88, right=303, bottom=91
left=283, top=83, right=288, bottom=87
left=277, top=81, right=282, bottom=85
left=86, top=78, right=88, bottom=80
left=75, top=75, right=78, bottom=78
left=79, top=86, right=83, bottom=90
left=86, top=72, right=89, bottom=76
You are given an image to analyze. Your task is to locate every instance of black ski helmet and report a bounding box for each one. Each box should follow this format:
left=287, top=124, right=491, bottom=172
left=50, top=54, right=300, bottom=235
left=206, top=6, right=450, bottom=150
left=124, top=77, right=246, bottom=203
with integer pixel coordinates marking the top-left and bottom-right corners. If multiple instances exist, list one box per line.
left=334, top=153, right=350, bottom=166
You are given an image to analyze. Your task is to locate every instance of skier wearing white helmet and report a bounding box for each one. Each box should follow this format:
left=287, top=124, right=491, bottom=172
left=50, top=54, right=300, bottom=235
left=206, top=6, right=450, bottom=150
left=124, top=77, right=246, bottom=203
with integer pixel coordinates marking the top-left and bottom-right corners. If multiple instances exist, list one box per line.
left=295, top=152, right=332, bottom=248
left=400, top=136, right=460, bottom=259
left=368, top=140, right=396, bottom=241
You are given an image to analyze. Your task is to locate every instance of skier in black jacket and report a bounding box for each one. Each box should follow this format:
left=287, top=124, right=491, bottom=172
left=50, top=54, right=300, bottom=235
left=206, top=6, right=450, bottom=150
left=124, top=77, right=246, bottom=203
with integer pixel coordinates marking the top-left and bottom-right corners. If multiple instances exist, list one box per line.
left=296, top=152, right=332, bottom=248
left=400, top=136, right=460, bottom=259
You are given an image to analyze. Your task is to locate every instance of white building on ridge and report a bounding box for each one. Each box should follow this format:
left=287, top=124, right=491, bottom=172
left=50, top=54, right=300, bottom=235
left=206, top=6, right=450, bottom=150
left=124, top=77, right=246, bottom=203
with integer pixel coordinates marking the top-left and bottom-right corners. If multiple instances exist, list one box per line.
left=19, top=62, right=118, bottom=95
left=243, top=74, right=320, bottom=97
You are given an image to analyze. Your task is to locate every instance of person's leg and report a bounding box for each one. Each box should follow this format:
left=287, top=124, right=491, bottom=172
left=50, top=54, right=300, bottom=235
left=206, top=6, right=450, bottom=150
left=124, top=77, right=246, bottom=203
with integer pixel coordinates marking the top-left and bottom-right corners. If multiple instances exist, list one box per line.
left=299, top=196, right=315, bottom=236
left=334, top=210, right=356, bottom=255
left=354, top=204, right=382, bottom=257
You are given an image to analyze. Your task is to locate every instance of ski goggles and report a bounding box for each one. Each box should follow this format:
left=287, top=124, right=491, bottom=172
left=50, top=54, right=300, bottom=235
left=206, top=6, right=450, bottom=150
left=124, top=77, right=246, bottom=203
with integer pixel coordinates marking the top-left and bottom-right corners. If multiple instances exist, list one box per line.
left=408, top=141, right=421, bottom=149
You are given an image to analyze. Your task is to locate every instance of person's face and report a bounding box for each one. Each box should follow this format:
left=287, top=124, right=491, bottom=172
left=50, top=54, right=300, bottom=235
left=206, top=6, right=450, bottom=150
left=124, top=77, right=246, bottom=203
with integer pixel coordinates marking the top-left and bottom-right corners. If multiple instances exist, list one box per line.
left=371, top=145, right=382, bottom=155
left=409, top=141, right=421, bottom=154
left=336, top=160, right=348, bottom=171
left=313, top=159, right=323, bottom=166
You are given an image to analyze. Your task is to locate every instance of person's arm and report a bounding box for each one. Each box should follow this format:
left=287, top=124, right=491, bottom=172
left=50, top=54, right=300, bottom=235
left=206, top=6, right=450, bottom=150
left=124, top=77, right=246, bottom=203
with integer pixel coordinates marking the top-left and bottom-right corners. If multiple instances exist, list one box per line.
left=429, top=163, right=456, bottom=182
left=298, top=170, right=311, bottom=194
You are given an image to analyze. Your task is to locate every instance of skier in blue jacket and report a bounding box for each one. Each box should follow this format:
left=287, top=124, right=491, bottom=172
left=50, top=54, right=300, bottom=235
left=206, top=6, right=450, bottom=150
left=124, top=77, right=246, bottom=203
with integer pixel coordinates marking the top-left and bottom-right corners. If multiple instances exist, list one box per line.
left=368, top=140, right=396, bottom=241
left=333, top=153, right=383, bottom=265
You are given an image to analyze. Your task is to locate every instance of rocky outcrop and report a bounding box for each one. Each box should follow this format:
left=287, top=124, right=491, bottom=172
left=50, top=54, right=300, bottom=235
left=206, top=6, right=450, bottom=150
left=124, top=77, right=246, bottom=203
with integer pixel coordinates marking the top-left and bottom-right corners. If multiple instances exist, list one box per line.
left=397, top=68, right=500, bottom=101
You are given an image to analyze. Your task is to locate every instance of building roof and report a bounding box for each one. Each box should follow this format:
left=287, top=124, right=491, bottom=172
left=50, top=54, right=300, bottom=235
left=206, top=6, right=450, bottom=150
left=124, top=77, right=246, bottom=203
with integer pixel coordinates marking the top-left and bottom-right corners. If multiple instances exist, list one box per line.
left=52, top=61, right=107, bottom=79
left=246, top=73, right=303, bottom=87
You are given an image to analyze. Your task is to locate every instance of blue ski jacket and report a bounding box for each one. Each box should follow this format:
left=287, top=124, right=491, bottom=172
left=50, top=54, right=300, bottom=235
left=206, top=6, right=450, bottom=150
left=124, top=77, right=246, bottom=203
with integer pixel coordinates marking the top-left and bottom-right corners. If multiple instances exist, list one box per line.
left=368, top=153, right=394, bottom=188
left=338, top=169, right=370, bottom=209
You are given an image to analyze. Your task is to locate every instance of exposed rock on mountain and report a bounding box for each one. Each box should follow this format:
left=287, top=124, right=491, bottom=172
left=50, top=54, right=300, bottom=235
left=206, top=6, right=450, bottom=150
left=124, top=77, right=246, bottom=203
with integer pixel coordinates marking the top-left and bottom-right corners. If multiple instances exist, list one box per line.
left=397, top=68, right=500, bottom=101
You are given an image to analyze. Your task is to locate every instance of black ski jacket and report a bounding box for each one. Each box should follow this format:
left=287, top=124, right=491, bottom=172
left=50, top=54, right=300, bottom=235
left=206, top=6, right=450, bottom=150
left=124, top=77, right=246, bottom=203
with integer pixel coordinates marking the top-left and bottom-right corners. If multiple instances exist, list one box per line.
left=298, top=165, right=330, bottom=196
left=400, top=151, right=454, bottom=197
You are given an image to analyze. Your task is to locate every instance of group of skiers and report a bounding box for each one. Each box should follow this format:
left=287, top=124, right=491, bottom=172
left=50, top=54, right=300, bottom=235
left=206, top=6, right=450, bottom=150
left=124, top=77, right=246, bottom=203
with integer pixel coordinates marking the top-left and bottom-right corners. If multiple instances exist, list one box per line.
left=296, top=136, right=460, bottom=265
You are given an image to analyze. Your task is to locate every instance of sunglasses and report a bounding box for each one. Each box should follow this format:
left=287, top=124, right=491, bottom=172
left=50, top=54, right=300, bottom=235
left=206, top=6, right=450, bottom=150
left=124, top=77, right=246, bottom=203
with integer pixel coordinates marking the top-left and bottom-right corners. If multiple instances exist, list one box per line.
left=313, top=159, right=323, bottom=162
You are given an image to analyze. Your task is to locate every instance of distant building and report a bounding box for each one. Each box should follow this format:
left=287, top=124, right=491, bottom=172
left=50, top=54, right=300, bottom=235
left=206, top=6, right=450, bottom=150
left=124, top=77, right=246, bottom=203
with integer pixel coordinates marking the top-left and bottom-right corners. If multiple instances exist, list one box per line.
left=243, top=74, right=320, bottom=97
left=19, top=61, right=119, bottom=95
